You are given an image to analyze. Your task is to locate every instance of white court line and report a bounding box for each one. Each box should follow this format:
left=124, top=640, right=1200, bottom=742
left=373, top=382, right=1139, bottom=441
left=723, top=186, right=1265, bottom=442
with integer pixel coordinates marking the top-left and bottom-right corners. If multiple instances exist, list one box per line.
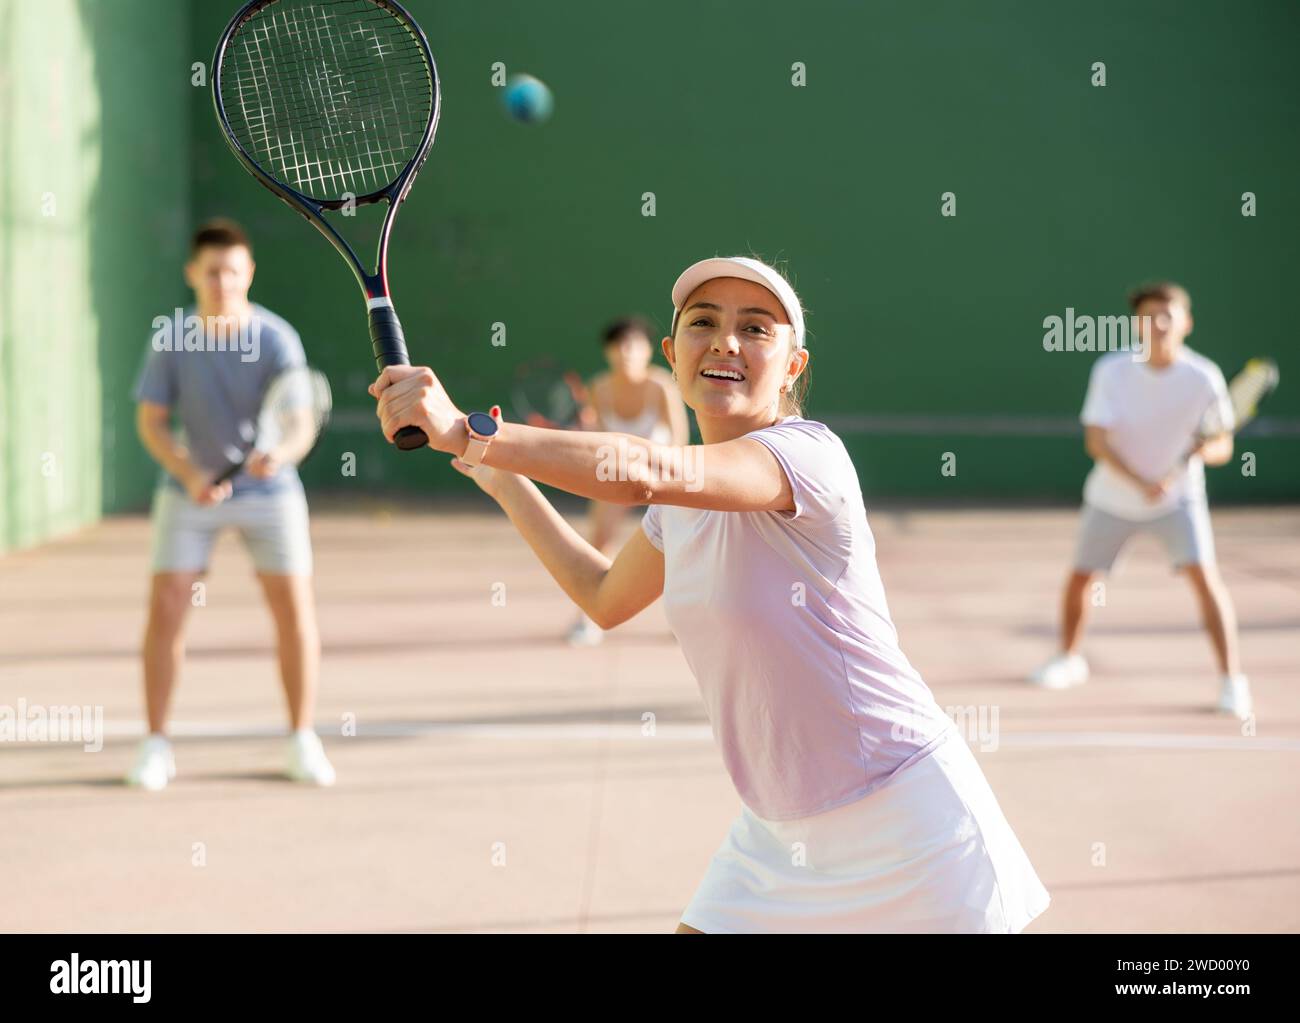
left=990, top=732, right=1298, bottom=751
left=88, top=720, right=714, bottom=742
left=9, top=721, right=1298, bottom=751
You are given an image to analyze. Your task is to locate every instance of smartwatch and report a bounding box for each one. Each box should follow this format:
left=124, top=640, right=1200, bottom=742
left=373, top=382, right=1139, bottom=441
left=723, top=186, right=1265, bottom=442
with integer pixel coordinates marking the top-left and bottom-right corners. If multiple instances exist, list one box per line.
left=461, top=411, right=500, bottom=468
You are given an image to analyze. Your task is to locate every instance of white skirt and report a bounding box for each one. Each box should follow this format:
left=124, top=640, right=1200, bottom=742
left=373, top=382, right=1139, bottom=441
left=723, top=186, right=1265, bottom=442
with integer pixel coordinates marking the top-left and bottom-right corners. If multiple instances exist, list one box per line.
left=681, top=730, right=1051, bottom=933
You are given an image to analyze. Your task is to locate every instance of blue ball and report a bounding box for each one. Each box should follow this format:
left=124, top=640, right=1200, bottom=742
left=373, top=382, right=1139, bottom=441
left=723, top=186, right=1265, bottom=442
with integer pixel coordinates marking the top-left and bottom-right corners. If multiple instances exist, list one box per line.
left=503, top=74, right=553, bottom=124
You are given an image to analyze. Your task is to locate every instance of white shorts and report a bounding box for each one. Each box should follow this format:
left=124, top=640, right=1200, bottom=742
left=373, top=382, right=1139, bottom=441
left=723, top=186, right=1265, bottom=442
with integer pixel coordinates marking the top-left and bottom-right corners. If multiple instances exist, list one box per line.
left=681, top=730, right=1051, bottom=933
left=149, top=486, right=313, bottom=576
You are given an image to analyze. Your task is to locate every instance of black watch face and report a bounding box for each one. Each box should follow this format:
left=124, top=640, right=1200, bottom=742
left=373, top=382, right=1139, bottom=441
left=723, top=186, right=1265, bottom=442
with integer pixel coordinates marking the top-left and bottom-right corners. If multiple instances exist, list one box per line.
left=467, top=411, right=499, bottom=437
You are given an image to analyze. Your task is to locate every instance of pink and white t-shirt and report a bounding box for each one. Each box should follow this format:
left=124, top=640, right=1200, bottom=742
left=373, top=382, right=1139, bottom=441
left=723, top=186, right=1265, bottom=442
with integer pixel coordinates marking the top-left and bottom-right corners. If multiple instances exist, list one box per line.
left=641, top=417, right=954, bottom=821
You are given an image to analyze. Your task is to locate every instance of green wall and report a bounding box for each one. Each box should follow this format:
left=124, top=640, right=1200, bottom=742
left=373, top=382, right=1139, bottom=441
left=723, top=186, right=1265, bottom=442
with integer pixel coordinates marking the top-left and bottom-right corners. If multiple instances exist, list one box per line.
left=3, top=1, right=1297, bottom=554
left=186, top=0, right=1298, bottom=500
left=0, top=0, right=189, bottom=553
left=1, top=0, right=102, bottom=552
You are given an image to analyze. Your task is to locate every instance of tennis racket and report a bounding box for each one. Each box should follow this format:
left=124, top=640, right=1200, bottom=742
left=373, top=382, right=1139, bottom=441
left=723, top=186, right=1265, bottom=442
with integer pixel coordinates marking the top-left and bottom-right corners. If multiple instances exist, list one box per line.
left=213, top=366, right=333, bottom=484
left=1195, top=358, right=1280, bottom=448
left=212, top=0, right=439, bottom=451
left=510, top=358, right=591, bottom=429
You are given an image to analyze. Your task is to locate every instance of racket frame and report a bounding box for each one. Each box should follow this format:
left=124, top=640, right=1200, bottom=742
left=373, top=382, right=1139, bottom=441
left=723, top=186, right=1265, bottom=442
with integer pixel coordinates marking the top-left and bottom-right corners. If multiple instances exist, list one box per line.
left=1226, top=357, right=1280, bottom=433
left=211, top=367, right=334, bottom=486
left=212, top=0, right=438, bottom=303
left=1198, top=357, right=1281, bottom=444
left=1180, top=357, right=1280, bottom=464
left=211, top=0, right=439, bottom=449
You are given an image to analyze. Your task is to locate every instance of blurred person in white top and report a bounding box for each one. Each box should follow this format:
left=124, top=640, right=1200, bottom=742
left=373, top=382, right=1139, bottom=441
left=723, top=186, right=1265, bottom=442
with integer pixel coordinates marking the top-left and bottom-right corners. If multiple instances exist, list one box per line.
left=567, top=317, right=688, bottom=646
left=1031, top=282, right=1251, bottom=718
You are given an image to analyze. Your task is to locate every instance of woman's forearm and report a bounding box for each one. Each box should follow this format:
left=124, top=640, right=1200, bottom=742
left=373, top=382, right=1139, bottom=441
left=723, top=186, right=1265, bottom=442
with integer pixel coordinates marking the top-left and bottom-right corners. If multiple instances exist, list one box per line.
left=491, top=473, right=612, bottom=617
left=373, top=367, right=693, bottom=504
left=481, top=422, right=669, bottom=505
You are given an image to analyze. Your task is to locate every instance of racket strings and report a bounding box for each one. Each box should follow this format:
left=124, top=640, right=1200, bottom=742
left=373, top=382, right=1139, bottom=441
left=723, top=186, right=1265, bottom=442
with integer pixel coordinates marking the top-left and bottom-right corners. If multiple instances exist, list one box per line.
left=221, top=0, right=432, bottom=201
left=232, top=40, right=422, bottom=193
left=1201, top=361, right=1280, bottom=438
left=1229, top=365, right=1278, bottom=419
left=259, top=369, right=333, bottom=451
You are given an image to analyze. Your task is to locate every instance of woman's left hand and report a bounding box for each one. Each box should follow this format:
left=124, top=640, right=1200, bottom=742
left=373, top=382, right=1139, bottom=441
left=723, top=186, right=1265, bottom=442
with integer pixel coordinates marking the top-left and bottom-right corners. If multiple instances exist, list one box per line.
left=369, top=365, right=465, bottom=452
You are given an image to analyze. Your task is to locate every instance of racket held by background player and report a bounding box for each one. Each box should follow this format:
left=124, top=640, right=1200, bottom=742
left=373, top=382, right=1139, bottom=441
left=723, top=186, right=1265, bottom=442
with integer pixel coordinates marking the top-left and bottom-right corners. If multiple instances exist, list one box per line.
left=510, top=357, right=593, bottom=429
left=212, top=366, right=333, bottom=484
left=1191, top=357, right=1280, bottom=456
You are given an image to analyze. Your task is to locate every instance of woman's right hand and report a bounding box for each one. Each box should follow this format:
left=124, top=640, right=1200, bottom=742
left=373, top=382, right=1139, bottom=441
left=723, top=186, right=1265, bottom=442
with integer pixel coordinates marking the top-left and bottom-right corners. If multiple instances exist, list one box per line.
left=369, top=364, right=464, bottom=452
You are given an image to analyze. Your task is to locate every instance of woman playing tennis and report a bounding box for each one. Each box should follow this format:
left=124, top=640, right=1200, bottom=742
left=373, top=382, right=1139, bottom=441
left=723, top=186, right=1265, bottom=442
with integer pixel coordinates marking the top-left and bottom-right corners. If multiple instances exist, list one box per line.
left=370, top=256, right=1050, bottom=933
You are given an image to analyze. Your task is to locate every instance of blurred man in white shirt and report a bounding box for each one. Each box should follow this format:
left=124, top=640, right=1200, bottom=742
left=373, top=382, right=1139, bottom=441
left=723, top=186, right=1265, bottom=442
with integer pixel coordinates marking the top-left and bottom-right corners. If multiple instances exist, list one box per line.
left=1031, top=282, right=1252, bottom=718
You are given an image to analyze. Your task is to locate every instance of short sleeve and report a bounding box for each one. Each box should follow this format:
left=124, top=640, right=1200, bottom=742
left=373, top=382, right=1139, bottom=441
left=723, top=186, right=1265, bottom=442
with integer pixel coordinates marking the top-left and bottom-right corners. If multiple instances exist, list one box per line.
left=134, top=342, right=176, bottom=407
left=263, top=318, right=307, bottom=376
left=640, top=503, right=664, bottom=552
left=1080, top=360, right=1114, bottom=427
left=746, top=418, right=851, bottom=522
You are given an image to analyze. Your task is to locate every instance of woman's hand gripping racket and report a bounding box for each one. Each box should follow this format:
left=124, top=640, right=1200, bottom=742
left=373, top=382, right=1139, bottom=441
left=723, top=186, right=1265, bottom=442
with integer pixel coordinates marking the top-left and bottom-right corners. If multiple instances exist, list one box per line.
left=212, top=367, right=333, bottom=485
left=212, top=0, right=439, bottom=450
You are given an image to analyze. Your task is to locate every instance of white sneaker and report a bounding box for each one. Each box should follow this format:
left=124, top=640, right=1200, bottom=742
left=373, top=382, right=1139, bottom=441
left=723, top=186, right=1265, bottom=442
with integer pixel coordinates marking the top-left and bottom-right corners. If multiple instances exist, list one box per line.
left=566, top=614, right=604, bottom=647
left=286, top=730, right=336, bottom=786
left=1217, top=674, right=1253, bottom=720
left=126, top=734, right=176, bottom=791
left=1029, top=652, right=1089, bottom=689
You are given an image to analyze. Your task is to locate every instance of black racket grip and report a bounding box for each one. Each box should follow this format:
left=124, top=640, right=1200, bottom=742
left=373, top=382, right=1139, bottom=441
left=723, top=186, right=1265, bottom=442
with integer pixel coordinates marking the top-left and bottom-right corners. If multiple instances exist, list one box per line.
left=368, top=303, right=429, bottom=451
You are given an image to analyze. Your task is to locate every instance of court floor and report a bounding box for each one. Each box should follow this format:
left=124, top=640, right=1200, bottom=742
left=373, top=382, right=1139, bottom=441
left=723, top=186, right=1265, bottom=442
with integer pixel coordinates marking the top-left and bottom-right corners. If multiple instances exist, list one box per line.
left=1, top=501, right=1296, bottom=932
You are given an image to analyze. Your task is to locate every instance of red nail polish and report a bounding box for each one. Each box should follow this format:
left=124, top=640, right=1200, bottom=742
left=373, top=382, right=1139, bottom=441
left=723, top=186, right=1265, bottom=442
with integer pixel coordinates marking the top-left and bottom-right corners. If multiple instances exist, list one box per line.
left=490, top=405, right=501, bottom=418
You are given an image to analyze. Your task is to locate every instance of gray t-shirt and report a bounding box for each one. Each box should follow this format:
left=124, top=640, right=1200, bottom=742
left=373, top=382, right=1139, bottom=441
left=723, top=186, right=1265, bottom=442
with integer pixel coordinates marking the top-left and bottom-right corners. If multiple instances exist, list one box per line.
left=134, top=304, right=307, bottom=496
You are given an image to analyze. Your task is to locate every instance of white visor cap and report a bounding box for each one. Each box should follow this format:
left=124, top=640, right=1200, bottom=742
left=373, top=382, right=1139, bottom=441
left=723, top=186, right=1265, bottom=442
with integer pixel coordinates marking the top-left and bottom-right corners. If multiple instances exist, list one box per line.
left=670, top=256, right=805, bottom=350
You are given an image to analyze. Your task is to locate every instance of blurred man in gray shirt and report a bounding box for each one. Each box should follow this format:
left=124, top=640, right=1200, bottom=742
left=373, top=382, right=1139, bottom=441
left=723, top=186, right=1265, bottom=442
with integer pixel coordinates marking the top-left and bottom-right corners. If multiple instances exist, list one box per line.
left=129, top=219, right=334, bottom=789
